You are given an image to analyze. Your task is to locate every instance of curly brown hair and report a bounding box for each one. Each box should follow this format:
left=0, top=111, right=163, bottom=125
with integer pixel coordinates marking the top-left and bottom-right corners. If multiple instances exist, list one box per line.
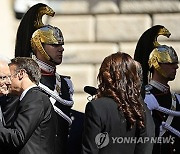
left=96, top=52, right=145, bottom=130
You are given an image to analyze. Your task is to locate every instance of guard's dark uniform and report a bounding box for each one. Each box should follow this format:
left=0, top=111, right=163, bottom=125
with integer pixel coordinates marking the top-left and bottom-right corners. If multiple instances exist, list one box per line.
left=146, top=85, right=180, bottom=154
left=40, top=74, right=84, bottom=154
left=133, top=25, right=179, bottom=154
left=41, top=75, right=72, bottom=154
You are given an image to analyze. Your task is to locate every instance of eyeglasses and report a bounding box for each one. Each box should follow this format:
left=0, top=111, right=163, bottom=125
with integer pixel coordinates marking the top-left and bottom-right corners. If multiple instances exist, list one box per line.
left=0, top=72, right=19, bottom=81
left=0, top=75, right=11, bottom=81
left=0, top=69, right=26, bottom=81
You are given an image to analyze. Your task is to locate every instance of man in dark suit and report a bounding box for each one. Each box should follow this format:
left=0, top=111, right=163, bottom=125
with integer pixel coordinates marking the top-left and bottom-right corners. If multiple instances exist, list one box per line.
left=0, top=57, right=57, bottom=154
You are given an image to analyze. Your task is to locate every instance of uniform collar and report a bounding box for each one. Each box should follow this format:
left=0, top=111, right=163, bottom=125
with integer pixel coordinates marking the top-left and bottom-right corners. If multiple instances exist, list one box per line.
left=35, top=58, right=56, bottom=75
left=149, top=80, right=170, bottom=93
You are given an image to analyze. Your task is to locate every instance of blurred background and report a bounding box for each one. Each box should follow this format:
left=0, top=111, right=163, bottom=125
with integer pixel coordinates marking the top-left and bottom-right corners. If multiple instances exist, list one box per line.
left=1, top=0, right=180, bottom=112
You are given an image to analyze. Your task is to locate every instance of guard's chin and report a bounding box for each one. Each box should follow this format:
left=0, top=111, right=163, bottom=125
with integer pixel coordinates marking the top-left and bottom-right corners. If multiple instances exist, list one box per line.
left=54, top=60, right=62, bottom=65
left=168, top=77, right=175, bottom=81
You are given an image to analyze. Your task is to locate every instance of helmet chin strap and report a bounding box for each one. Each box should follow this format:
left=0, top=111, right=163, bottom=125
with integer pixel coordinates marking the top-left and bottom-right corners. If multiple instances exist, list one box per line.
left=151, top=60, right=168, bottom=78
left=36, top=44, right=60, bottom=66
left=157, top=68, right=168, bottom=78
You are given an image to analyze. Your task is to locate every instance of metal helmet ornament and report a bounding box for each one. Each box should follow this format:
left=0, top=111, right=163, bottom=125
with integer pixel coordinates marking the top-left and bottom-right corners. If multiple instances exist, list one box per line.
left=148, top=45, right=179, bottom=77
left=133, top=25, right=171, bottom=85
left=15, top=3, right=64, bottom=62
left=31, top=25, right=64, bottom=60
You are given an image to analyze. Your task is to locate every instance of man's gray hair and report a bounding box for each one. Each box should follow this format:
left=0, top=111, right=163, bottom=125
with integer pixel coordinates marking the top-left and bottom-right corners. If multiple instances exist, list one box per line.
left=9, top=57, right=41, bottom=85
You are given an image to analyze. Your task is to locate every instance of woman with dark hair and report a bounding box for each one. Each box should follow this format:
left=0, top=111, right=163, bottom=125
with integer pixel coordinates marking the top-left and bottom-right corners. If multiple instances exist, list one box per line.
left=82, top=52, right=154, bottom=154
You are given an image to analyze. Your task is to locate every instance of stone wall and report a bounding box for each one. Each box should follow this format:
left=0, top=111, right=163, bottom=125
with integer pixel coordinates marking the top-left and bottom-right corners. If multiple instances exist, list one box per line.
left=46, top=0, right=180, bottom=112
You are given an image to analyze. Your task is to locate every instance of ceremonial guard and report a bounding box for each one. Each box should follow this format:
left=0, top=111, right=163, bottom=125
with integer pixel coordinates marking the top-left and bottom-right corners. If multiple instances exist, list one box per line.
left=134, top=26, right=180, bottom=154
left=15, top=3, right=74, bottom=154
